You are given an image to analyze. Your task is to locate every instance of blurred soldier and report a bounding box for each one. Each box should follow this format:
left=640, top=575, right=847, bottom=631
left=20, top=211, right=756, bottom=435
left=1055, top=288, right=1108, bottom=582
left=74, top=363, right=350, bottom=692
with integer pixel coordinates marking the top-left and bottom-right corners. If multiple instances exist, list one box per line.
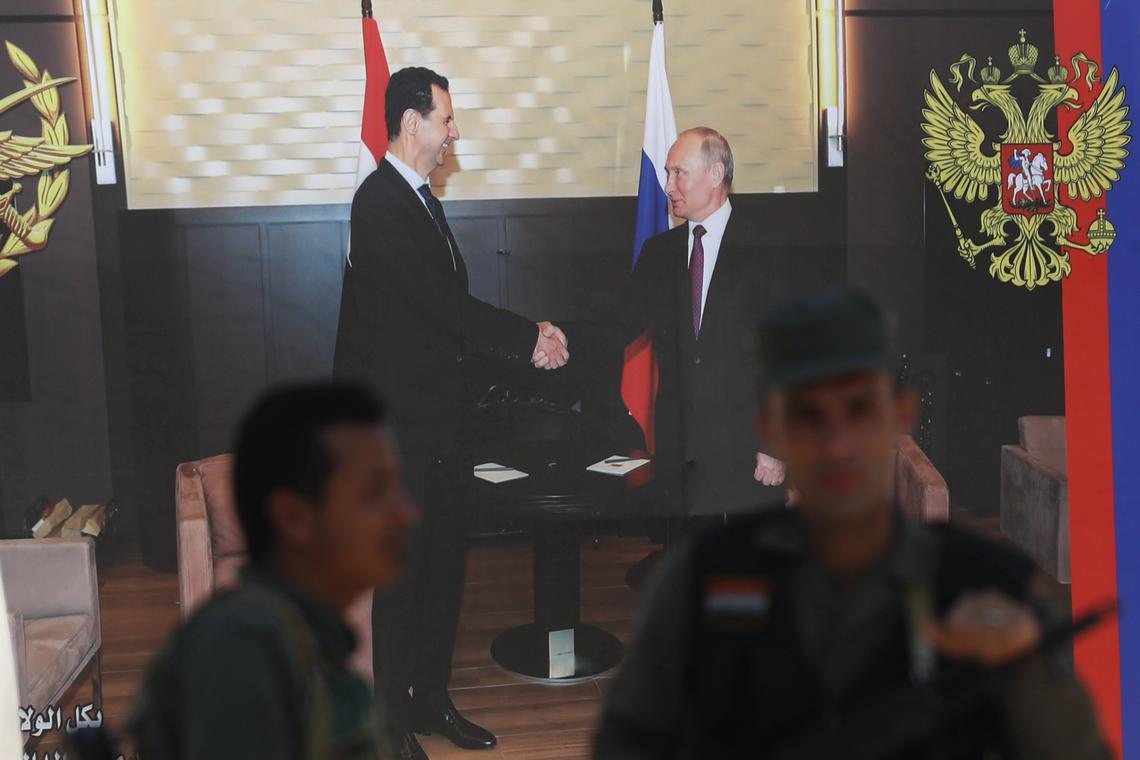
left=594, top=288, right=1110, bottom=759
left=131, top=382, right=417, bottom=760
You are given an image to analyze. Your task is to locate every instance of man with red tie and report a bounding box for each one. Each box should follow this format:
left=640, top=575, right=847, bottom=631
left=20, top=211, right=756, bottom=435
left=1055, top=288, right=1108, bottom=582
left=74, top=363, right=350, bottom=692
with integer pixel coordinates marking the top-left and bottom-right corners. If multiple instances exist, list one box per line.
left=578, top=127, right=787, bottom=521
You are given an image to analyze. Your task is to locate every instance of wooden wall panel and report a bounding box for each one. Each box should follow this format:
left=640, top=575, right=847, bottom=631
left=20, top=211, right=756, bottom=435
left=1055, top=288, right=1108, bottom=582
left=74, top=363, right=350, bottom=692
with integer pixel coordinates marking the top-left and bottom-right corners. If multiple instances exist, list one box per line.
left=185, top=224, right=266, bottom=455
left=266, top=221, right=345, bottom=382
left=448, top=217, right=503, bottom=308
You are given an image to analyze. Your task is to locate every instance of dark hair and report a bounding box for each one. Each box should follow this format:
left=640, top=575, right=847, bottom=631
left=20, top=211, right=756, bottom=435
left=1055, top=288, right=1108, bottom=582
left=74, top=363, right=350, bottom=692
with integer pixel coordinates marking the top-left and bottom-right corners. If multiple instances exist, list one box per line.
left=232, top=381, right=385, bottom=564
left=386, top=66, right=450, bottom=140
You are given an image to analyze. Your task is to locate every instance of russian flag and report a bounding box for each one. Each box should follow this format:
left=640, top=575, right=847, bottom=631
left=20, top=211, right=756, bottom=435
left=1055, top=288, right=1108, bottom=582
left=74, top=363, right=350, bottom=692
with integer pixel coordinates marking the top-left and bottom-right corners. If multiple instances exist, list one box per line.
left=621, top=18, right=677, bottom=453
left=348, top=1, right=391, bottom=263
left=1055, top=0, right=1138, bottom=755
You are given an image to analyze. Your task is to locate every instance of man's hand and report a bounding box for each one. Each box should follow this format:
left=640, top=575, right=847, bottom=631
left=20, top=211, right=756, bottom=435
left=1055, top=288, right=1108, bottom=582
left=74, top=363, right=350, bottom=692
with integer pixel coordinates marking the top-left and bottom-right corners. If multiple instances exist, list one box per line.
left=923, top=589, right=1042, bottom=667
left=532, top=321, right=569, bottom=370
left=754, top=452, right=786, bottom=486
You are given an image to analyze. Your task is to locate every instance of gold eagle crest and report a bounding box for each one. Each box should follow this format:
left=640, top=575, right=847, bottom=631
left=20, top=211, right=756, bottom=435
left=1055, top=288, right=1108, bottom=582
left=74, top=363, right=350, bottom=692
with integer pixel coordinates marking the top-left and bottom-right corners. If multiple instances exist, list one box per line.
left=922, top=29, right=1130, bottom=290
left=0, top=41, right=93, bottom=278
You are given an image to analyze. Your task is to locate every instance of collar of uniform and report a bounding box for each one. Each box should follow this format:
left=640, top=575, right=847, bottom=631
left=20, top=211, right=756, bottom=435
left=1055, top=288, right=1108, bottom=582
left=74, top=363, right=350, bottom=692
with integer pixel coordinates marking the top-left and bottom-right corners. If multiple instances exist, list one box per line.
left=240, top=564, right=358, bottom=664
left=385, top=150, right=429, bottom=194
left=751, top=507, right=940, bottom=583
left=749, top=508, right=809, bottom=556
left=687, top=198, right=732, bottom=241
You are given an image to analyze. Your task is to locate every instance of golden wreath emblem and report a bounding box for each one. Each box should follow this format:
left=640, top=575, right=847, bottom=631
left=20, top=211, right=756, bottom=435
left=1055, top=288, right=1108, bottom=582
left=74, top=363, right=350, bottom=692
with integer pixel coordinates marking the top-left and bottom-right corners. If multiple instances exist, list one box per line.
left=0, top=41, right=92, bottom=279
left=922, top=29, right=1131, bottom=290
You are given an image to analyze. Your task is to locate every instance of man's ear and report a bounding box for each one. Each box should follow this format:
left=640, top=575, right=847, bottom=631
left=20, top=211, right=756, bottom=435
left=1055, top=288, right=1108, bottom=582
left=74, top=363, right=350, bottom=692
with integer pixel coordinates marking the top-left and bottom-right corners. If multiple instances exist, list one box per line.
left=267, top=489, right=316, bottom=551
left=401, top=108, right=419, bottom=137
left=709, top=161, right=726, bottom=188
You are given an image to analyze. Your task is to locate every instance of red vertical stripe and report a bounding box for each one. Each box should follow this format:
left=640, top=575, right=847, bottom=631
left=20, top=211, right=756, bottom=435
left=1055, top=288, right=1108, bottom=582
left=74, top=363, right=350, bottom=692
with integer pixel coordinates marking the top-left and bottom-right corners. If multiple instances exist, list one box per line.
left=1054, top=0, right=1123, bottom=752
left=621, top=334, right=659, bottom=454
left=361, top=17, right=391, bottom=162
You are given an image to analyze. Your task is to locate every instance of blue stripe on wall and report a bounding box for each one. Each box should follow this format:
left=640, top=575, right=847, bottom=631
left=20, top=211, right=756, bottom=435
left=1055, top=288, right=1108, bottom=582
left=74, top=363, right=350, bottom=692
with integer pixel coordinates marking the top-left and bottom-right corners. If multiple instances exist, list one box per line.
left=1102, top=2, right=1140, bottom=755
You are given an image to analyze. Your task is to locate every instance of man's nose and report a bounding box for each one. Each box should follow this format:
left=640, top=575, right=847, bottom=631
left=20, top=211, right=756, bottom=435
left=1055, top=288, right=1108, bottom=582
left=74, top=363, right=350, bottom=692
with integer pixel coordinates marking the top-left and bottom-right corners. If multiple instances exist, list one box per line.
left=818, top=420, right=857, bottom=457
left=449, top=123, right=460, bottom=141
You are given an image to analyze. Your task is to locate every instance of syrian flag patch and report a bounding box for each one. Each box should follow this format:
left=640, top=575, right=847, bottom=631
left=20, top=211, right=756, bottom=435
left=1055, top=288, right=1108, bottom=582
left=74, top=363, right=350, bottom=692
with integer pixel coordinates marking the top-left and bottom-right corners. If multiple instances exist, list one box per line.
left=703, top=576, right=772, bottom=619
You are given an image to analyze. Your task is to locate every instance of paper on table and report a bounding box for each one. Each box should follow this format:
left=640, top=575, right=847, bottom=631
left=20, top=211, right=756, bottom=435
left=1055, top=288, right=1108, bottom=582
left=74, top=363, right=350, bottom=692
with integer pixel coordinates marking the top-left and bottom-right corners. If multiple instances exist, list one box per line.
left=473, top=462, right=529, bottom=484
left=587, top=455, right=650, bottom=477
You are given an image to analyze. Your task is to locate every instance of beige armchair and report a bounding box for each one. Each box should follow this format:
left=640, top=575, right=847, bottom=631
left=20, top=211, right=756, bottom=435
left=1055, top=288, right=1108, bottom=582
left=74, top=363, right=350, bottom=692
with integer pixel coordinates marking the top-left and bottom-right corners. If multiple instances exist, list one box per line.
left=176, top=454, right=374, bottom=683
left=1000, top=416, right=1069, bottom=583
left=0, top=538, right=102, bottom=713
left=894, top=434, right=950, bottom=523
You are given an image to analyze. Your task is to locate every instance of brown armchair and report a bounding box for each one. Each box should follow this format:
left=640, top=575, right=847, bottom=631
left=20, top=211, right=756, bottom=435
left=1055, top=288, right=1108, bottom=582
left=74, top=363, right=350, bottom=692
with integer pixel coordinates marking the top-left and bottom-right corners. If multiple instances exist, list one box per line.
left=1000, top=416, right=1068, bottom=583
left=175, top=454, right=374, bottom=683
left=0, top=538, right=102, bottom=714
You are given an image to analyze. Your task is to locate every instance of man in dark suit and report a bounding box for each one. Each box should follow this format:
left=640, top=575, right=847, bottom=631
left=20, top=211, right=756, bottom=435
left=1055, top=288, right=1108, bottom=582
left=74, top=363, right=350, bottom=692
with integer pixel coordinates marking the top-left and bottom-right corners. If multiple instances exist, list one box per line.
left=333, top=67, right=569, bottom=760
left=579, top=127, right=785, bottom=519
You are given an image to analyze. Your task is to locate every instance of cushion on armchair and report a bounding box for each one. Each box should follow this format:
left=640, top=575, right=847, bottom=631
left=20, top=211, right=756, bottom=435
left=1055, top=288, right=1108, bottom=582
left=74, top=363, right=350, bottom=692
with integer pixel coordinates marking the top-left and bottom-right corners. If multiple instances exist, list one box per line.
left=22, top=615, right=96, bottom=709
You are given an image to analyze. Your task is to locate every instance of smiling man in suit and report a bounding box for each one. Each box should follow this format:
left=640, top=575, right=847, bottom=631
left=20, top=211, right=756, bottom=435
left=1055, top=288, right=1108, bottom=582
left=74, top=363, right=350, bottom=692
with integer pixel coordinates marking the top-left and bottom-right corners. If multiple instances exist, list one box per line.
left=579, top=127, right=786, bottom=521
left=333, top=66, right=569, bottom=760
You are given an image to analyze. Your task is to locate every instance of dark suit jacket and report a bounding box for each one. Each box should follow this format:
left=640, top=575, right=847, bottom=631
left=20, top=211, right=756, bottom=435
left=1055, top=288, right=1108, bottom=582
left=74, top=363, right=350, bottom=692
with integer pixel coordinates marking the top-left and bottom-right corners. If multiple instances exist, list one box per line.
left=580, top=215, right=782, bottom=516
left=333, top=159, right=538, bottom=456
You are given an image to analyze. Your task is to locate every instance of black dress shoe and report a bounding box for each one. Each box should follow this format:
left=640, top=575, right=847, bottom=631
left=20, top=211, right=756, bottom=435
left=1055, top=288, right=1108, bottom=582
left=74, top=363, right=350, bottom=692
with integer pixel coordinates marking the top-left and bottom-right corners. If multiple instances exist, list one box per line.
left=411, top=699, right=498, bottom=750
left=391, top=729, right=429, bottom=760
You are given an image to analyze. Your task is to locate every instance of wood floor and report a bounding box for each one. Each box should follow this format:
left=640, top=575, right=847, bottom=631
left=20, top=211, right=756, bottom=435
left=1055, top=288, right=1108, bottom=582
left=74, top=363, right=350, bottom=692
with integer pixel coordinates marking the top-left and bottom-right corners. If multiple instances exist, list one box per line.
left=25, top=535, right=653, bottom=760
left=25, top=509, right=1030, bottom=760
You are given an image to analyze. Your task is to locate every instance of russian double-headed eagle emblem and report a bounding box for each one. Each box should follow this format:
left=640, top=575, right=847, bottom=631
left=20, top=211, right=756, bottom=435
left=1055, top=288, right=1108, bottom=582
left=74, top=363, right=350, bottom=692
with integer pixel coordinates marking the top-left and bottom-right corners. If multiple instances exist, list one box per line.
left=922, top=30, right=1130, bottom=290
left=0, top=41, right=92, bottom=279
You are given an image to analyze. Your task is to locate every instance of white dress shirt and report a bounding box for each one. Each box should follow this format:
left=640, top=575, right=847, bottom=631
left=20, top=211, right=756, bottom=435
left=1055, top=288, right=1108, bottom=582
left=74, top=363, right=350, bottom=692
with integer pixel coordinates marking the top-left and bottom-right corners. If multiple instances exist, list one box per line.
left=385, top=151, right=430, bottom=208
left=384, top=151, right=456, bottom=269
left=686, top=199, right=732, bottom=323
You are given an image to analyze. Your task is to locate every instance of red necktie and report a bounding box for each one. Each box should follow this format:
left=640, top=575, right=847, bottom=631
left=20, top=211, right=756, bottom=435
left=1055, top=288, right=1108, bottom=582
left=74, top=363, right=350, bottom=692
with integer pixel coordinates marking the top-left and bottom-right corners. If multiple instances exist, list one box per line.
left=690, top=224, right=706, bottom=336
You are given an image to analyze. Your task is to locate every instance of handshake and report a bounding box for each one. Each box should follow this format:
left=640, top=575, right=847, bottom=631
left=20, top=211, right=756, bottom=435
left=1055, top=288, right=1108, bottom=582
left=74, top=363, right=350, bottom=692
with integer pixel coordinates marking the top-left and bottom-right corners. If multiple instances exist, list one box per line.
left=532, top=321, right=570, bottom=370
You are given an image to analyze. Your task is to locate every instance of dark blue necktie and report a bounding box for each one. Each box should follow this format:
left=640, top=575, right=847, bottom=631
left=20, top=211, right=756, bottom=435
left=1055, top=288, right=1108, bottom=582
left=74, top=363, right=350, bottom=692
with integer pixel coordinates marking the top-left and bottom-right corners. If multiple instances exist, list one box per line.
left=417, top=183, right=456, bottom=270
left=417, top=184, right=446, bottom=236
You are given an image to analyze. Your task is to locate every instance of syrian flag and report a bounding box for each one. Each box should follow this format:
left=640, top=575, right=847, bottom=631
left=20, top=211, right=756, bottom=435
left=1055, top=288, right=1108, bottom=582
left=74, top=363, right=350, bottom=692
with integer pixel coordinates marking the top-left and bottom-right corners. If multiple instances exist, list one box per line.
left=349, top=2, right=391, bottom=262
left=621, top=17, right=677, bottom=454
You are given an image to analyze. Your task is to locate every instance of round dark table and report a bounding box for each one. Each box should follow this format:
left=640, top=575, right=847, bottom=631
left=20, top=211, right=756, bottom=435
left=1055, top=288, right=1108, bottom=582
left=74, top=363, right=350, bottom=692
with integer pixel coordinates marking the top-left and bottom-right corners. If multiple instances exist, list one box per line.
left=465, top=439, right=658, bottom=683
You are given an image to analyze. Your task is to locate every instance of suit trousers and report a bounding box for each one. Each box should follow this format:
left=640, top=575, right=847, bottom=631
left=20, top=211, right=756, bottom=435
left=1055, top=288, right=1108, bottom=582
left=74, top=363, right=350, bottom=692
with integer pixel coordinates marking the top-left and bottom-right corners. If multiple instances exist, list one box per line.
left=372, top=449, right=470, bottom=723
